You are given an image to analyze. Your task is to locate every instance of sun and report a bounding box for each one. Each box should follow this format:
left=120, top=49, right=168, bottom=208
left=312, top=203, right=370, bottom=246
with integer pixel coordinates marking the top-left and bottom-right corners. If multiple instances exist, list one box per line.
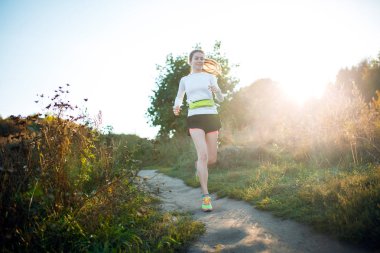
left=279, top=76, right=327, bottom=105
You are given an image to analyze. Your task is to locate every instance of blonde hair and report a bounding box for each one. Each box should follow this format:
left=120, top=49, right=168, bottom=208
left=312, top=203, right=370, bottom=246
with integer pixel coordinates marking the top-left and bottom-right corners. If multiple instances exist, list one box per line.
left=203, top=58, right=222, bottom=76
left=189, top=49, right=222, bottom=76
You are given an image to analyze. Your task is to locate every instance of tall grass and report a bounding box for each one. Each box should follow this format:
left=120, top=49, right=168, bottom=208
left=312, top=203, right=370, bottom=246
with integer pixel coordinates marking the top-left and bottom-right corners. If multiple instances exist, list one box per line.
left=152, top=85, right=380, bottom=249
left=221, top=83, right=380, bottom=167
left=0, top=86, right=204, bottom=252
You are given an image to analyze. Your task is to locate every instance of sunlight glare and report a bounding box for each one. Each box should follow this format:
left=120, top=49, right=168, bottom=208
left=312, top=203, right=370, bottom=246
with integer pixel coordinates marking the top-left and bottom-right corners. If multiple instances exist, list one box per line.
left=279, top=74, right=327, bottom=105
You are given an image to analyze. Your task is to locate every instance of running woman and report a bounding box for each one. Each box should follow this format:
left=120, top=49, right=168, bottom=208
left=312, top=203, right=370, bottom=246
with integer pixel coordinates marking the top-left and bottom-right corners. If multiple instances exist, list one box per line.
left=173, top=49, right=224, bottom=212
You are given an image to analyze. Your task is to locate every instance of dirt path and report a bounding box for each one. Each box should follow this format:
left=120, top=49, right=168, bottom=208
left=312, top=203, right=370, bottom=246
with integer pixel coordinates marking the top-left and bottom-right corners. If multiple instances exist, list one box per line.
left=138, top=169, right=371, bottom=253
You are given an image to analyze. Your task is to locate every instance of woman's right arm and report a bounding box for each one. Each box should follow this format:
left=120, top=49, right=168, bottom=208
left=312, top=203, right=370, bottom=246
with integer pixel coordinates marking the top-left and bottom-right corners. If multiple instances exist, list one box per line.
left=173, top=78, right=185, bottom=116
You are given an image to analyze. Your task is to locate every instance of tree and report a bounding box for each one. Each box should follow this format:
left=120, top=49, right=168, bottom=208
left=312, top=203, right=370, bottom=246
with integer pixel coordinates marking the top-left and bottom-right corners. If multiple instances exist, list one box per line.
left=147, top=41, right=239, bottom=138
left=336, top=52, right=380, bottom=102
left=222, top=79, right=285, bottom=130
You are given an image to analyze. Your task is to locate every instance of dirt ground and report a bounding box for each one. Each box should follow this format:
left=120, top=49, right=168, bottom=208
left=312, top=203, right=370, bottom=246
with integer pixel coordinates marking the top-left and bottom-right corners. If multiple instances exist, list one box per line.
left=138, top=169, right=372, bottom=253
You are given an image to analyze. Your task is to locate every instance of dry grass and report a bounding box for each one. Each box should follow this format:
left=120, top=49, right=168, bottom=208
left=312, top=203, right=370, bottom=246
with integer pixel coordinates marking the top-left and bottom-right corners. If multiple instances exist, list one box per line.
left=153, top=85, right=380, bottom=249
left=0, top=86, right=204, bottom=252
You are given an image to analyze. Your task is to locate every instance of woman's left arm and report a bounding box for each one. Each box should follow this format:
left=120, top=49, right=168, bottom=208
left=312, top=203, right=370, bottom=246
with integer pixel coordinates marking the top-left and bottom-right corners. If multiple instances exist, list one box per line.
left=209, top=75, right=224, bottom=102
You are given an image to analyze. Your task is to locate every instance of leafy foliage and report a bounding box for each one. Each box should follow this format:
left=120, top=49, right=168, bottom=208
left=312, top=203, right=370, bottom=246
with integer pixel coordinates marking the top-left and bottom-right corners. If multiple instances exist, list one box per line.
left=220, top=78, right=287, bottom=131
left=0, top=86, right=204, bottom=252
left=336, top=53, right=380, bottom=102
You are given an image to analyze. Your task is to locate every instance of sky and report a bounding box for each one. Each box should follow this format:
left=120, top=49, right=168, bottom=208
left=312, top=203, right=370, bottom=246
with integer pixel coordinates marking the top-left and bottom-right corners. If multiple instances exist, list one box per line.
left=1, top=0, right=380, bottom=139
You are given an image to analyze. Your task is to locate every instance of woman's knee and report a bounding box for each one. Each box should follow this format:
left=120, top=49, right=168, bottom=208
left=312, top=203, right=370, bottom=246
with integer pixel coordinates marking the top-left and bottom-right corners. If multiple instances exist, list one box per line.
left=197, top=152, right=208, bottom=163
left=208, top=156, right=217, bottom=165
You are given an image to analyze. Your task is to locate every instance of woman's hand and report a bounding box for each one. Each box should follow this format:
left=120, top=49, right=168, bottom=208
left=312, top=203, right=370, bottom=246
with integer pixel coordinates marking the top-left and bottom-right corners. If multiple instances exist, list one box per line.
left=173, top=106, right=181, bottom=116
left=208, top=85, right=220, bottom=93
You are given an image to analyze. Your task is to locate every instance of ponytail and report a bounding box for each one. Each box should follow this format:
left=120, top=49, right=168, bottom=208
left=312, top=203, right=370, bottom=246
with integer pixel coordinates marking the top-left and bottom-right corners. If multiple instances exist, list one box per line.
left=202, top=58, right=222, bottom=76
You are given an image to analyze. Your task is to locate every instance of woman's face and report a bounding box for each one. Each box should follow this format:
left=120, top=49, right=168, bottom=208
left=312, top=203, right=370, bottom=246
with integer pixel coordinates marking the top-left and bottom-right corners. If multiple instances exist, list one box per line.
left=190, top=52, right=205, bottom=71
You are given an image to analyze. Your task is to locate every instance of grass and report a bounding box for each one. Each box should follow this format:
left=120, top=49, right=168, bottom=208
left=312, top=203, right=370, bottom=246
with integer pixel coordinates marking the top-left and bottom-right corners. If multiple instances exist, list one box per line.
left=75, top=178, right=206, bottom=252
left=0, top=86, right=205, bottom=252
left=151, top=138, right=380, bottom=249
left=0, top=119, right=205, bottom=252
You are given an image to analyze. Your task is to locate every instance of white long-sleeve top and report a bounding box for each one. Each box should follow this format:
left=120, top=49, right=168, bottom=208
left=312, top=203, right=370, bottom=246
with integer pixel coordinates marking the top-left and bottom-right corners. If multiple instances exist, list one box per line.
left=174, top=72, right=224, bottom=116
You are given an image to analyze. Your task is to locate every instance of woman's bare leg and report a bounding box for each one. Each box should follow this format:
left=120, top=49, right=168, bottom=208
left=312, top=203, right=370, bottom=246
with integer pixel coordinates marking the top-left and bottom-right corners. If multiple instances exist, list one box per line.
left=194, top=131, right=219, bottom=169
left=206, top=131, right=219, bottom=166
left=189, top=129, right=209, bottom=195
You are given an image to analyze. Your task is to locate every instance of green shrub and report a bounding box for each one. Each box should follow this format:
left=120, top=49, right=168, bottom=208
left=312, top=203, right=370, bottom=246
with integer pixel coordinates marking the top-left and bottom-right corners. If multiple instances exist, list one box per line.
left=0, top=86, right=203, bottom=252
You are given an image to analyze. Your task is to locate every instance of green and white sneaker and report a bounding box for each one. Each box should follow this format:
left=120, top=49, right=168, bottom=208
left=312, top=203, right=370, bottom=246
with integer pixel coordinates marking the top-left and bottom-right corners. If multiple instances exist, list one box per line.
left=202, top=195, right=213, bottom=212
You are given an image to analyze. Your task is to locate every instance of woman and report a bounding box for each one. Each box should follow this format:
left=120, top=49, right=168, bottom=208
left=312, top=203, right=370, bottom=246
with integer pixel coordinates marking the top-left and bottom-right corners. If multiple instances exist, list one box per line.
left=173, top=49, right=224, bottom=212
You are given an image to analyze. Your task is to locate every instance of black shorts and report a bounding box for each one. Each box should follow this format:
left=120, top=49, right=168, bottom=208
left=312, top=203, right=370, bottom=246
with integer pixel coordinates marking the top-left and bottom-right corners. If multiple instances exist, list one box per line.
left=187, top=114, right=222, bottom=135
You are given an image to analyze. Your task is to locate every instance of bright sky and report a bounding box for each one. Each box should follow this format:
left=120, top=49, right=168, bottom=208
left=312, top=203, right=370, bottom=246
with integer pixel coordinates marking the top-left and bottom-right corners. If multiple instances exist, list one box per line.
left=1, top=0, right=379, bottom=139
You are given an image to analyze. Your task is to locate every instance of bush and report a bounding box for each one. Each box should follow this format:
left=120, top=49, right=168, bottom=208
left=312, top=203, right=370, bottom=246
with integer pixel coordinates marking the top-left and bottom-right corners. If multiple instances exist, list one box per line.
left=0, top=86, right=203, bottom=252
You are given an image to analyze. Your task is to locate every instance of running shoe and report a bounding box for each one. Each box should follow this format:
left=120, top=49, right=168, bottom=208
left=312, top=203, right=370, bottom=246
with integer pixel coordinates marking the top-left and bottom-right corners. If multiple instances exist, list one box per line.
left=202, top=195, right=213, bottom=212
